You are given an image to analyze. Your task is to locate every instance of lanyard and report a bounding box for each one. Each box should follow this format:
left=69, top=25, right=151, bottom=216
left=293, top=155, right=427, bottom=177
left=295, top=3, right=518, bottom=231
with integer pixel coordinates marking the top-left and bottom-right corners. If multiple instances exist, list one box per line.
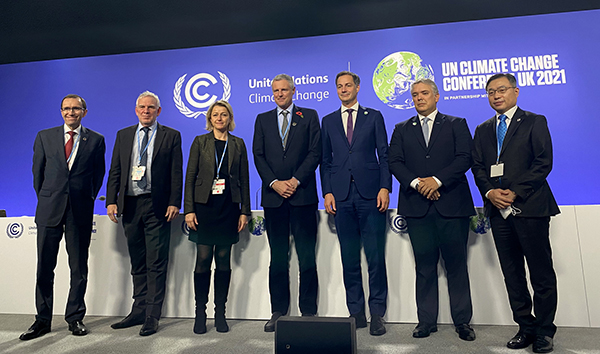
left=66, top=133, right=80, bottom=164
left=215, top=137, right=229, bottom=179
left=137, top=127, right=156, bottom=166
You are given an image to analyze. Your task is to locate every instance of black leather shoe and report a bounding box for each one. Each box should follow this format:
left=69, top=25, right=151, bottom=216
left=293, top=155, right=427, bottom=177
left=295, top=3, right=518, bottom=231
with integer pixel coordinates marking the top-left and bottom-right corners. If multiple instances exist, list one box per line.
left=455, top=323, right=475, bottom=341
left=111, top=313, right=145, bottom=329
left=19, top=320, right=51, bottom=340
left=68, top=320, right=89, bottom=336
left=533, top=335, right=553, bottom=353
left=139, top=317, right=159, bottom=336
left=350, top=312, right=367, bottom=329
left=264, top=312, right=283, bottom=332
left=369, top=315, right=386, bottom=336
left=507, top=332, right=535, bottom=349
left=412, top=323, right=438, bottom=338
left=301, top=313, right=316, bottom=317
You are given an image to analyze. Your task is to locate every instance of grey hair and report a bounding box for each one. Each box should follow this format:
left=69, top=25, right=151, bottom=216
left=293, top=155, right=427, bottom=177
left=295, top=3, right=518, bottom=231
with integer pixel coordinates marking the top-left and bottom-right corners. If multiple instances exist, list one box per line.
left=411, top=79, right=439, bottom=95
left=136, top=91, right=161, bottom=108
left=272, top=74, right=295, bottom=90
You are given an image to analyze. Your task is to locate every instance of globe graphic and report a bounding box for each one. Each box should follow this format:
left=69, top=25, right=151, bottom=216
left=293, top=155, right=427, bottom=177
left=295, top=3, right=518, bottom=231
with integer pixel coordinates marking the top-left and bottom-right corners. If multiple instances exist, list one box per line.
left=373, top=52, right=435, bottom=110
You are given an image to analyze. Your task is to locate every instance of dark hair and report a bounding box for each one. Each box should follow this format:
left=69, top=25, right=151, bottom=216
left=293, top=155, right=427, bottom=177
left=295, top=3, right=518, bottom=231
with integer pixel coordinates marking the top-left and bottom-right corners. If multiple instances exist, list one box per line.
left=486, top=73, right=517, bottom=90
left=335, top=71, right=360, bottom=86
left=61, top=94, right=87, bottom=110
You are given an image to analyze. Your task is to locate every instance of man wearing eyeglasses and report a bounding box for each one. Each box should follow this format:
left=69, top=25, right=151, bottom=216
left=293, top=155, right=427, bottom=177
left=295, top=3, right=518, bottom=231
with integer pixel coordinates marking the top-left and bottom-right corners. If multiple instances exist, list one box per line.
left=106, top=91, right=183, bottom=336
left=472, top=73, right=559, bottom=353
left=21, top=94, right=105, bottom=340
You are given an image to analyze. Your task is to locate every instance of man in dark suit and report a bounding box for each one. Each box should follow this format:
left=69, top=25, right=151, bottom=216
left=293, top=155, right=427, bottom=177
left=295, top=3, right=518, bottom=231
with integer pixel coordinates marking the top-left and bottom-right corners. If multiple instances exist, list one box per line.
left=472, top=73, right=559, bottom=353
left=106, top=91, right=182, bottom=336
left=321, top=71, right=391, bottom=336
left=388, top=79, right=476, bottom=341
left=21, top=94, right=105, bottom=340
left=253, top=74, right=321, bottom=332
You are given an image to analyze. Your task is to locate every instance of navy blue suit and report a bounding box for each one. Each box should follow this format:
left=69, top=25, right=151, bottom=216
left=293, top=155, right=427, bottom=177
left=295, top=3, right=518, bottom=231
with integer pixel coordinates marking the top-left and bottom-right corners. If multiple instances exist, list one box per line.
left=253, top=105, right=321, bottom=315
left=321, top=105, right=391, bottom=317
left=389, top=112, right=475, bottom=326
left=32, top=125, right=105, bottom=323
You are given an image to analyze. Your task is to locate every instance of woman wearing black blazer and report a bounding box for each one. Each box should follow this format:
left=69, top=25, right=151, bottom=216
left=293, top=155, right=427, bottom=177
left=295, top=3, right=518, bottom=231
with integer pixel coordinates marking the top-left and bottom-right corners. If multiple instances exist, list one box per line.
left=184, top=100, right=251, bottom=334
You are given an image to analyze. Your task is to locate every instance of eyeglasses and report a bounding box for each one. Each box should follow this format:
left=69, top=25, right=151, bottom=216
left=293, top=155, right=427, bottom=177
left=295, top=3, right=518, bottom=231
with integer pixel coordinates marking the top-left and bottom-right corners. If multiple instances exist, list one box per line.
left=62, top=107, right=84, bottom=112
left=487, top=86, right=515, bottom=96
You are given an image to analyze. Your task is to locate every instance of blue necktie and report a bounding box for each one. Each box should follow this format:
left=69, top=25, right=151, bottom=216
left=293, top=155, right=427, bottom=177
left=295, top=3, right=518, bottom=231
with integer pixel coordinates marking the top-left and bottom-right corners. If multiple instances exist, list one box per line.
left=497, top=114, right=507, bottom=157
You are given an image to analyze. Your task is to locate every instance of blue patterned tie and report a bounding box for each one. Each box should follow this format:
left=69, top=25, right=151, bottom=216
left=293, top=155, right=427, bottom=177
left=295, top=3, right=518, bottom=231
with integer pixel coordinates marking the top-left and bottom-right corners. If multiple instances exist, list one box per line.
left=497, top=114, right=507, bottom=157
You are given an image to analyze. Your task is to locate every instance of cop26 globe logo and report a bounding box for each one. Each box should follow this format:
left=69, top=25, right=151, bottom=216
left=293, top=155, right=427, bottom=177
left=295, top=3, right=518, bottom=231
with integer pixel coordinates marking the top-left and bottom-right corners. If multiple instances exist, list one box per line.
left=373, top=51, right=434, bottom=110
left=173, top=71, right=231, bottom=118
left=6, top=222, right=24, bottom=238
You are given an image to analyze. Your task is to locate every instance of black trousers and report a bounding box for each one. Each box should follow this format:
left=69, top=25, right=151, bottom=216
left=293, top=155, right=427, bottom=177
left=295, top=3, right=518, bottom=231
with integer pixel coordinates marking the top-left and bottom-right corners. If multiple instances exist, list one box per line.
left=35, top=201, right=92, bottom=323
left=264, top=201, right=318, bottom=315
left=490, top=210, right=557, bottom=337
left=335, top=182, right=388, bottom=317
left=406, top=206, right=472, bottom=326
left=122, top=195, right=171, bottom=320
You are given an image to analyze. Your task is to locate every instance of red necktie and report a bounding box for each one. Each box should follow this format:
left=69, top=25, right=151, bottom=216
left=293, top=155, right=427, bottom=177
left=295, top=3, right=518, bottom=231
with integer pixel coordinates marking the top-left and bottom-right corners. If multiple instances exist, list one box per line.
left=65, top=131, right=76, bottom=160
left=346, top=109, right=354, bottom=144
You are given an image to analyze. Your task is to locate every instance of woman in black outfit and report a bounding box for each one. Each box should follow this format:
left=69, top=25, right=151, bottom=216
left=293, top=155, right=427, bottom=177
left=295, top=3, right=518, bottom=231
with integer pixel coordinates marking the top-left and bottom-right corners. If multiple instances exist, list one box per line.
left=184, top=100, right=251, bottom=334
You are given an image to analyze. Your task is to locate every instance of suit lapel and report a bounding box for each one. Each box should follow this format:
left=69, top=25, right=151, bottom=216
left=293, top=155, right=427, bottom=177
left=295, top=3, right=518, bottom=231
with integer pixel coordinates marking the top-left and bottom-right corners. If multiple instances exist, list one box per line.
left=152, top=123, right=165, bottom=159
left=500, top=108, right=524, bottom=156
left=332, top=108, right=348, bottom=147
left=351, top=106, right=368, bottom=147
left=427, top=112, right=446, bottom=150
left=123, top=125, right=136, bottom=171
left=70, top=126, right=89, bottom=171
left=410, top=116, right=428, bottom=151
left=285, top=106, right=302, bottom=150
left=227, top=134, right=236, bottom=173
left=54, top=126, right=70, bottom=171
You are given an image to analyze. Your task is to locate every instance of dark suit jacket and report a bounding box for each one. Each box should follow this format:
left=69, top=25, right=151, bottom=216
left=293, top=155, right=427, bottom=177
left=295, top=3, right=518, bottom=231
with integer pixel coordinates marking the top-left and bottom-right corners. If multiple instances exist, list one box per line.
left=321, top=105, right=392, bottom=201
left=253, top=105, right=321, bottom=208
left=33, top=125, right=105, bottom=227
left=106, top=123, right=183, bottom=218
left=472, top=108, right=560, bottom=218
left=389, top=113, right=475, bottom=218
left=184, top=131, right=251, bottom=215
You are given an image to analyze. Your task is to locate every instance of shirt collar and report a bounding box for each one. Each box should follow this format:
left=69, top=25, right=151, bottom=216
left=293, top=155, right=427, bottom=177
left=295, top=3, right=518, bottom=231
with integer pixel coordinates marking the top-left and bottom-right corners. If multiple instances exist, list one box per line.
left=341, top=102, right=359, bottom=114
left=63, top=124, right=82, bottom=135
left=277, top=103, right=295, bottom=116
left=137, top=121, right=158, bottom=132
left=496, top=105, right=518, bottom=121
left=418, top=109, right=438, bottom=122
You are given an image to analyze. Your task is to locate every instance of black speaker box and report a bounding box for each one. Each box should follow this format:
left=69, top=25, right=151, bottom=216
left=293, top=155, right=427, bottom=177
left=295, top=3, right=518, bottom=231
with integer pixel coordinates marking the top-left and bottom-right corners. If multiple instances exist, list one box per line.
left=275, top=316, right=357, bottom=354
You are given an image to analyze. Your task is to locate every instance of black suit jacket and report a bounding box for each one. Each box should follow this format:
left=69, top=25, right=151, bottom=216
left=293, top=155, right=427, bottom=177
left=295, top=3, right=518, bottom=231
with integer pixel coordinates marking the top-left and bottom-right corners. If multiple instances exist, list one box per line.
left=252, top=105, right=321, bottom=208
left=184, top=131, right=251, bottom=215
left=472, top=108, right=560, bottom=218
left=389, top=113, right=475, bottom=218
left=33, top=125, right=105, bottom=227
left=106, top=123, right=183, bottom=218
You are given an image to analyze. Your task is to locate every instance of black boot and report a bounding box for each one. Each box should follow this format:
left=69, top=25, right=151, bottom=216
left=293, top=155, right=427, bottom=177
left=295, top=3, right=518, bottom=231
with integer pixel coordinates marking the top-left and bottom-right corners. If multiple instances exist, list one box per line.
left=193, top=271, right=211, bottom=334
left=214, top=269, right=231, bottom=333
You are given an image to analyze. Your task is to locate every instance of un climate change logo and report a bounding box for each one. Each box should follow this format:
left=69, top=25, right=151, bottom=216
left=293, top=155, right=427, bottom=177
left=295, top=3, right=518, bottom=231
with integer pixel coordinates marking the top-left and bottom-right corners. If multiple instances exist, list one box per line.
left=373, top=51, right=434, bottom=110
left=173, top=71, right=231, bottom=118
left=6, top=222, right=23, bottom=238
left=389, top=214, right=408, bottom=235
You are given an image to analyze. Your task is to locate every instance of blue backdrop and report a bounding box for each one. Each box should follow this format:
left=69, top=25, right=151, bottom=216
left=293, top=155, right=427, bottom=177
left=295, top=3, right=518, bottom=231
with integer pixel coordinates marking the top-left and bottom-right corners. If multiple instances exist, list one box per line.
left=1, top=9, right=598, bottom=216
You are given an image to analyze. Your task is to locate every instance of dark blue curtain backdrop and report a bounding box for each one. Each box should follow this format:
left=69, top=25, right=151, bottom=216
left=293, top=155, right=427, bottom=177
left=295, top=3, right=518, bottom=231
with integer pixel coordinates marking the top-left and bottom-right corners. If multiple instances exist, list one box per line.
left=1, top=10, right=598, bottom=216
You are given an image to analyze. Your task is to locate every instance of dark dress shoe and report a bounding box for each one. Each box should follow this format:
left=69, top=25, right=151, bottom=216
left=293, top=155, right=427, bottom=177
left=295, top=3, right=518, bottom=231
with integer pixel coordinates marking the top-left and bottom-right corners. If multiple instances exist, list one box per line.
left=455, top=324, right=475, bottom=341
left=111, top=313, right=145, bottom=329
left=68, top=320, right=89, bottom=336
left=19, top=320, right=51, bottom=340
left=507, top=332, right=535, bottom=349
left=350, top=312, right=367, bottom=329
left=139, top=317, right=159, bottom=336
left=369, top=315, right=386, bottom=336
left=264, top=312, right=283, bottom=332
left=412, top=323, right=438, bottom=338
left=533, top=335, right=554, bottom=353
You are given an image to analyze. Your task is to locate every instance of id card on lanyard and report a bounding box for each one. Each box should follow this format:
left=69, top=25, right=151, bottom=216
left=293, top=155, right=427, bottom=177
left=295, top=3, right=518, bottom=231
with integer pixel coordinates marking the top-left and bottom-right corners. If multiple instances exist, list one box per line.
left=212, top=138, right=229, bottom=195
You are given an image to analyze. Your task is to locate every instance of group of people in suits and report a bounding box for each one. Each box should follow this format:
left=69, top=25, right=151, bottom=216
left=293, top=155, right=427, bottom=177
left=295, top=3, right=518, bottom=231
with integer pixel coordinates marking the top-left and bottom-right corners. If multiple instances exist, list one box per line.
left=21, top=72, right=559, bottom=353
